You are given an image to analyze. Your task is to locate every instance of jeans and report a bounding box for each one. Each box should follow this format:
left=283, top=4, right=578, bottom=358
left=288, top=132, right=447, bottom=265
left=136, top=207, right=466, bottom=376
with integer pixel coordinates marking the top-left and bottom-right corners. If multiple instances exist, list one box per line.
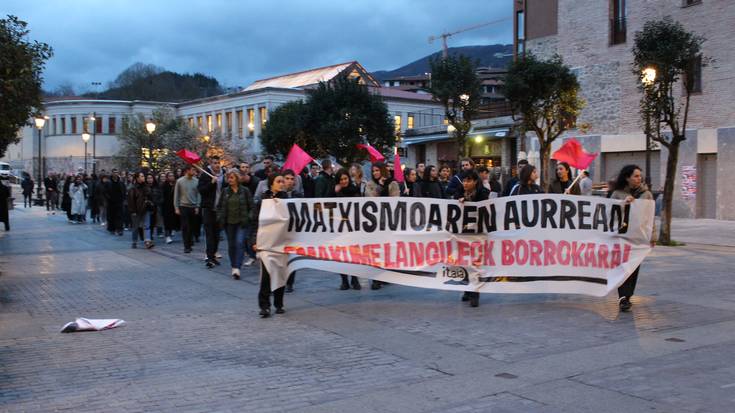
left=225, top=223, right=247, bottom=269
left=243, top=225, right=256, bottom=259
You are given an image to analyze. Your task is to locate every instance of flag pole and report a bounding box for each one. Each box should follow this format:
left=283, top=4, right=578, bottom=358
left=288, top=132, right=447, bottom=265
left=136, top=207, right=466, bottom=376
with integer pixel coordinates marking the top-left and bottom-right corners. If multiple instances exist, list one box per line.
left=192, top=163, right=215, bottom=179
left=564, top=171, right=585, bottom=194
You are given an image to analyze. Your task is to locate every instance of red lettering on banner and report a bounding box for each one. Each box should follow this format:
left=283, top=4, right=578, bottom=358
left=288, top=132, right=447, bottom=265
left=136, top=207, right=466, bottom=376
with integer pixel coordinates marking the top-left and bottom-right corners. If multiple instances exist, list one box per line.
left=571, top=241, right=585, bottom=267
left=484, top=241, right=495, bottom=266
left=396, top=241, right=408, bottom=268
left=367, top=244, right=381, bottom=267
left=409, top=242, right=425, bottom=267
left=598, top=244, right=609, bottom=268
left=544, top=240, right=557, bottom=265
left=515, top=240, right=529, bottom=265
left=445, top=241, right=454, bottom=265
left=529, top=240, right=543, bottom=266
left=502, top=240, right=514, bottom=265
left=558, top=241, right=571, bottom=265
left=426, top=242, right=440, bottom=265
left=295, top=247, right=306, bottom=256
left=328, top=245, right=343, bottom=262
left=470, top=241, right=483, bottom=266
left=348, top=245, right=367, bottom=265
left=318, top=246, right=329, bottom=260
left=610, top=243, right=622, bottom=268
left=382, top=243, right=394, bottom=267
left=306, top=246, right=317, bottom=257
left=457, top=241, right=469, bottom=265
left=585, top=242, right=597, bottom=267
left=284, top=246, right=296, bottom=254
left=623, top=243, right=632, bottom=263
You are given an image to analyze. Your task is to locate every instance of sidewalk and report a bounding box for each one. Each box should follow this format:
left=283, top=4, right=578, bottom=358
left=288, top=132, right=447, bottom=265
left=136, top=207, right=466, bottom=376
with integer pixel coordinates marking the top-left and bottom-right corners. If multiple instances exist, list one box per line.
left=672, top=218, right=735, bottom=247
left=1, top=207, right=735, bottom=412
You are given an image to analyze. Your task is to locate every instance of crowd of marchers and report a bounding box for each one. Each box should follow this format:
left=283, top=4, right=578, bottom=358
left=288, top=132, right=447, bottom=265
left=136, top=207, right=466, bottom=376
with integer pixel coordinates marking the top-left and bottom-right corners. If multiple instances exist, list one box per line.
left=13, top=155, right=654, bottom=316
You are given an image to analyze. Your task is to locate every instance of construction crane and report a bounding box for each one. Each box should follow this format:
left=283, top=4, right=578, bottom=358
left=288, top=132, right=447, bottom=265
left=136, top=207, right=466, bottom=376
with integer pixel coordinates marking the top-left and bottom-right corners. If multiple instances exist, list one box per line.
left=428, top=17, right=512, bottom=59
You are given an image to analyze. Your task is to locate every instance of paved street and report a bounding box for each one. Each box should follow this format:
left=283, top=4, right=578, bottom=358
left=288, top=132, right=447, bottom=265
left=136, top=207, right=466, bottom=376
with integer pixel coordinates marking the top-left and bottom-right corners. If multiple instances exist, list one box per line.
left=1, top=206, right=735, bottom=413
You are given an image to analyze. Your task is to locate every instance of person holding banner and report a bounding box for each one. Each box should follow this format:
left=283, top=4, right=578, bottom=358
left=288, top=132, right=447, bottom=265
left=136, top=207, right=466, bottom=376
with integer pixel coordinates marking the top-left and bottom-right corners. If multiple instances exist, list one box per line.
left=217, top=169, right=254, bottom=280
left=508, top=164, right=543, bottom=196
left=420, top=165, right=444, bottom=199
left=335, top=168, right=362, bottom=290
left=611, top=165, right=657, bottom=312
left=454, top=170, right=491, bottom=307
left=549, top=162, right=581, bottom=195
left=253, top=173, right=289, bottom=317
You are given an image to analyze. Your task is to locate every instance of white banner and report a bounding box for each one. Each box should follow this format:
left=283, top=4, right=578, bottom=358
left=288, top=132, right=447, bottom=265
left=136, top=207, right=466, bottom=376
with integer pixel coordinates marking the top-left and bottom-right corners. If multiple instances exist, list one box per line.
left=256, top=195, right=655, bottom=297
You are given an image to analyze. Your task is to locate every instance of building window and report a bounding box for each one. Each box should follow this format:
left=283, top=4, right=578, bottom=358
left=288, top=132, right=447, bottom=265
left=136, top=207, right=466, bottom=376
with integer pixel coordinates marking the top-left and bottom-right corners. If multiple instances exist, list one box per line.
left=610, top=0, right=626, bottom=45
left=52, top=118, right=57, bottom=135
left=197, top=116, right=203, bottom=130
left=61, top=118, right=66, bottom=134
left=685, top=55, right=703, bottom=93
left=71, top=117, right=77, bottom=134
left=216, top=113, right=222, bottom=129
left=95, top=118, right=102, bottom=134
left=259, top=107, right=267, bottom=128
left=394, top=114, right=402, bottom=133
left=188, top=117, right=194, bottom=128
left=225, top=112, right=232, bottom=138
left=407, top=114, right=415, bottom=129
left=83, top=119, right=89, bottom=134
left=247, top=109, right=255, bottom=136
left=236, top=110, right=243, bottom=138
left=109, top=117, right=116, bottom=134
left=206, top=115, right=212, bottom=132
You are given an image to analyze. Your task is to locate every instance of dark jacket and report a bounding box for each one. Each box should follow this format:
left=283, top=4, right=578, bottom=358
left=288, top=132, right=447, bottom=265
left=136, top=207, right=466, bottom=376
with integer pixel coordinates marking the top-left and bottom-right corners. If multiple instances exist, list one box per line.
left=548, top=179, right=581, bottom=195
left=509, top=183, right=544, bottom=196
left=44, top=177, right=57, bottom=194
left=216, top=185, right=253, bottom=226
left=502, top=177, right=520, bottom=197
left=105, top=178, right=126, bottom=205
left=336, top=183, right=360, bottom=198
left=197, top=166, right=221, bottom=209
left=314, top=171, right=336, bottom=198
left=402, top=181, right=420, bottom=197
left=21, top=177, right=34, bottom=195
left=250, top=190, right=288, bottom=245
left=445, top=174, right=463, bottom=199
left=302, top=173, right=317, bottom=198
left=421, top=180, right=444, bottom=199
left=127, top=183, right=151, bottom=215
left=453, top=185, right=491, bottom=202
left=240, top=173, right=259, bottom=195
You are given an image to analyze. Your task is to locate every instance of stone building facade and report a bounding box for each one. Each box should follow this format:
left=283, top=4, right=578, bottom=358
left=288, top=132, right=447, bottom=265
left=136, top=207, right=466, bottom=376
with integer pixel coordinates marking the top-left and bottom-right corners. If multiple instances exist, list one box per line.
left=513, top=0, right=735, bottom=220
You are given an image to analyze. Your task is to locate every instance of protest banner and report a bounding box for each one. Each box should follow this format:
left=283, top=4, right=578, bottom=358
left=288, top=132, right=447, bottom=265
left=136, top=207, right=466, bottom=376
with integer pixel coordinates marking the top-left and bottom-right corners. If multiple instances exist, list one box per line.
left=256, top=195, right=655, bottom=297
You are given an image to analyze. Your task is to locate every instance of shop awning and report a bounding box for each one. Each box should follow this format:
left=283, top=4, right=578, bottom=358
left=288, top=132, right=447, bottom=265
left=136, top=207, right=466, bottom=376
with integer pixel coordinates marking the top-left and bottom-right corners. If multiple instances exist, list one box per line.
left=402, top=128, right=510, bottom=146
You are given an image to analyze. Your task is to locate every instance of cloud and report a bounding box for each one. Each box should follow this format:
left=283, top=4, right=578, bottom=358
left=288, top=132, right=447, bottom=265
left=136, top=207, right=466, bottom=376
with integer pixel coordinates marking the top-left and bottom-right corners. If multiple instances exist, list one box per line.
left=4, top=0, right=512, bottom=91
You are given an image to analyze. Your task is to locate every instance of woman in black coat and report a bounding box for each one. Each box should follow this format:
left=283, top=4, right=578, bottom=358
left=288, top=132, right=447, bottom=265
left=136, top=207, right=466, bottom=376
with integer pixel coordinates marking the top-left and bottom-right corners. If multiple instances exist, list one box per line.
left=508, top=165, right=544, bottom=196
left=61, top=175, right=73, bottom=221
left=252, top=173, right=290, bottom=318
left=21, top=173, right=34, bottom=208
left=420, top=165, right=444, bottom=199
left=453, top=170, right=491, bottom=308
left=548, top=162, right=580, bottom=195
left=335, top=168, right=362, bottom=290
left=161, top=172, right=179, bottom=243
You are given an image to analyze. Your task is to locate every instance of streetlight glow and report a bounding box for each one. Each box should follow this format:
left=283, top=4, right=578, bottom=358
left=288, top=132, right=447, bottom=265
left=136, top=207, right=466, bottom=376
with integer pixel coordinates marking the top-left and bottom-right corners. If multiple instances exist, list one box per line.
left=459, top=93, right=470, bottom=103
left=34, top=117, right=46, bottom=129
left=474, top=135, right=484, bottom=143
left=642, top=67, right=657, bottom=85
left=202, top=135, right=210, bottom=143
left=247, top=122, right=255, bottom=130
left=447, top=124, right=456, bottom=133
left=145, top=121, right=156, bottom=134
left=82, top=133, right=90, bottom=143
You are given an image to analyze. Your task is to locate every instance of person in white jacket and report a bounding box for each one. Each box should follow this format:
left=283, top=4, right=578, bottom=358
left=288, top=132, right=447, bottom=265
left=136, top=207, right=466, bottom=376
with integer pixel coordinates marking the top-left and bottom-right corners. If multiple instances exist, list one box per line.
left=69, top=175, right=88, bottom=223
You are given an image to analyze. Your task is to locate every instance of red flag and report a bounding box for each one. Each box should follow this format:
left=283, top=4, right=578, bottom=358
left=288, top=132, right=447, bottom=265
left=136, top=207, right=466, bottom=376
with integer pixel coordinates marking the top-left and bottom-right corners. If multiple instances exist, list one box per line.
left=176, top=149, right=201, bottom=165
left=393, top=152, right=404, bottom=183
left=281, top=144, right=314, bottom=174
left=551, top=138, right=598, bottom=170
left=356, top=143, right=386, bottom=163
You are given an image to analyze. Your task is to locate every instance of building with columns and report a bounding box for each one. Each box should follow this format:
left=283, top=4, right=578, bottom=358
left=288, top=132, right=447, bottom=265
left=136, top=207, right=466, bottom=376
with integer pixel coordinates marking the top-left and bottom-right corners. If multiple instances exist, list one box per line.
left=514, top=0, right=735, bottom=220
left=3, top=61, right=444, bottom=178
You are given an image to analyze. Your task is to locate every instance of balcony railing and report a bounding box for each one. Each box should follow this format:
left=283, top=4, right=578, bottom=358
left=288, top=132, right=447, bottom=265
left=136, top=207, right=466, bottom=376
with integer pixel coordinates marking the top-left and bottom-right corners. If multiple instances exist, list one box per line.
left=610, top=17, right=626, bottom=45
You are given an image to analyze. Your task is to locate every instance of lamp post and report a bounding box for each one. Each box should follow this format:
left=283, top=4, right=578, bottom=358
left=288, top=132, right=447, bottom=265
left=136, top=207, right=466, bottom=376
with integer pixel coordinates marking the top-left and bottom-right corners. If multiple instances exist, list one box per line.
left=641, top=67, right=657, bottom=187
left=33, top=116, right=46, bottom=206
left=87, top=112, right=97, bottom=174
left=145, top=120, right=156, bottom=172
left=82, top=133, right=90, bottom=174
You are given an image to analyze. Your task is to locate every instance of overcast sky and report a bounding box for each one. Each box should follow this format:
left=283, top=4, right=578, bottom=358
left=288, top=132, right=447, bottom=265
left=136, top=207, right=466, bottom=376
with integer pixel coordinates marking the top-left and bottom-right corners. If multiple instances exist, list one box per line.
left=5, top=0, right=512, bottom=93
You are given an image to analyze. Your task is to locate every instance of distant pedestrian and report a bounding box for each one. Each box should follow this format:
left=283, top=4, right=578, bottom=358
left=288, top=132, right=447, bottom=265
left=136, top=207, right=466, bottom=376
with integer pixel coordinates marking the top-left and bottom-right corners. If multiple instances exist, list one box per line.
left=128, top=172, right=154, bottom=249
left=21, top=172, right=34, bottom=208
left=579, top=170, right=593, bottom=196
left=454, top=170, right=490, bottom=308
left=69, top=175, right=87, bottom=223
left=161, top=172, right=179, bottom=244
left=0, top=179, right=9, bottom=231
left=198, top=155, right=224, bottom=268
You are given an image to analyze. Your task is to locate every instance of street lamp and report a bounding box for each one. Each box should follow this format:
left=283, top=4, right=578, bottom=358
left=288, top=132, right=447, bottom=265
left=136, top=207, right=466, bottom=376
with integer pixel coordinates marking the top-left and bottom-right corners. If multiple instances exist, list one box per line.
left=33, top=116, right=46, bottom=206
left=82, top=133, right=90, bottom=174
left=87, top=113, right=97, bottom=174
left=459, top=93, right=470, bottom=103
left=641, top=67, right=657, bottom=186
left=145, top=120, right=156, bottom=171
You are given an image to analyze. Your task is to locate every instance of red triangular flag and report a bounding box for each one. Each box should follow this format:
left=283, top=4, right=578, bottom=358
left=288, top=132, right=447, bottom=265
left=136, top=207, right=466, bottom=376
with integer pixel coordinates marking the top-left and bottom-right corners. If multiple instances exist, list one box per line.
left=551, top=138, right=598, bottom=170
left=393, top=152, right=404, bottom=183
left=281, top=144, right=314, bottom=174
left=176, top=149, right=201, bottom=165
left=356, top=143, right=386, bottom=163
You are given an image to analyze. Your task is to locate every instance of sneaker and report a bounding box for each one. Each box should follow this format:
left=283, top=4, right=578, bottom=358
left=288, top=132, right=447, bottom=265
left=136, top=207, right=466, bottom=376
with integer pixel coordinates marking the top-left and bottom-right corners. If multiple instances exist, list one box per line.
left=165, top=236, right=173, bottom=244
left=619, top=296, right=632, bottom=312
left=215, top=252, right=222, bottom=259
left=351, top=279, right=362, bottom=290
left=370, top=280, right=382, bottom=290
left=100, top=222, right=105, bottom=226
left=285, top=285, right=294, bottom=293
left=210, top=258, right=221, bottom=266
left=131, top=242, right=137, bottom=249
left=206, top=260, right=215, bottom=269
left=231, top=268, right=240, bottom=280
left=243, top=257, right=255, bottom=266
left=339, top=282, right=350, bottom=291
left=275, top=307, right=285, bottom=314
left=259, top=308, right=270, bottom=318
left=144, top=240, right=154, bottom=249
